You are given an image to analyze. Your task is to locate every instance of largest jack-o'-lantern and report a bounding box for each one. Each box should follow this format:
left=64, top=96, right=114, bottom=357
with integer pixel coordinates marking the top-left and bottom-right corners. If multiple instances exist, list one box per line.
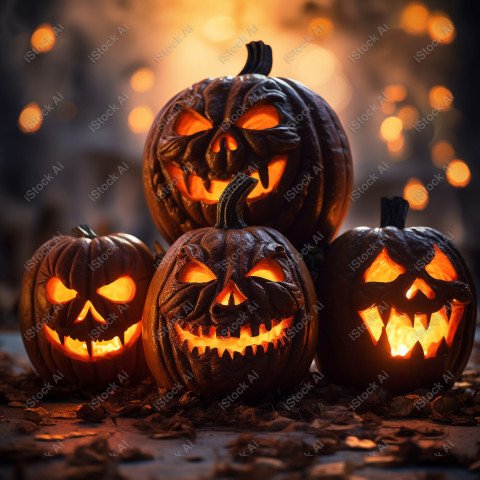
left=143, top=41, right=352, bottom=249
left=20, top=225, right=154, bottom=389
left=143, top=173, right=318, bottom=398
left=316, top=197, right=476, bottom=393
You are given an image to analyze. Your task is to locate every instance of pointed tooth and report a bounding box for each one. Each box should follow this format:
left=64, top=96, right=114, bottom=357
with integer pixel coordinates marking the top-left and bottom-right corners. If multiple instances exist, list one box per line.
left=202, top=177, right=211, bottom=192
left=86, top=340, right=93, bottom=359
left=233, top=350, right=243, bottom=360
left=410, top=342, right=424, bottom=361
left=425, top=313, right=432, bottom=328
left=377, top=329, right=391, bottom=354
left=250, top=323, right=259, bottom=337
left=436, top=337, right=449, bottom=357
left=59, top=333, right=65, bottom=345
left=217, top=347, right=225, bottom=357
left=415, top=313, right=429, bottom=330
left=379, top=305, right=391, bottom=326
left=245, top=345, right=255, bottom=357
left=267, top=342, right=275, bottom=354
left=119, top=332, right=125, bottom=346
left=263, top=318, right=272, bottom=330
left=258, top=162, right=269, bottom=189
left=205, top=346, right=211, bottom=355
left=228, top=293, right=235, bottom=307
left=445, top=303, right=452, bottom=321
left=192, top=346, right=199, bottom=357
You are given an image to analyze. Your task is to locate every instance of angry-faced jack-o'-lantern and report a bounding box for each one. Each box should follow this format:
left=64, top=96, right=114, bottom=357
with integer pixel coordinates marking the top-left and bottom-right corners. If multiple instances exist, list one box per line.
left=20, top=225, right=154, bottom=389
left=143, top=173, right=318, bottom=398
left=143, top=41, right=352, bottom=249
left=316, top=197, right=476, bottom=392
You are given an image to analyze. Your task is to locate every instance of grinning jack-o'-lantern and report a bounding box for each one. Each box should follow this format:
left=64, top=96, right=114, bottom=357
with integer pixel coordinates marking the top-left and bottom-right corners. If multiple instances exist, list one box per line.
left=143, top=40, right=352, bottom=249
left=316, top=197, right=476, bottom=392
left=143, top=173, right=318, bottom=397
left=20, top=225, right=154, bottom=389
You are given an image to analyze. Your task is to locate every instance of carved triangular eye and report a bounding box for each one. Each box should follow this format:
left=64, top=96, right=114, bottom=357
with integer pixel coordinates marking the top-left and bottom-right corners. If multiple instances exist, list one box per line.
left=246, top=259, right=285, bottom=282
left=235, top=104, right=280, bottom=130
left=175, top=110, right=212, bottom=135
left=97, top=276, right=136, bottom=303
left=425, top=245, right=458, bottom=281
left=47, top=277, right=77, bottom=304
left=364, top=248, right=406, bottom=283
left=178, top=261, right=217, bottom=283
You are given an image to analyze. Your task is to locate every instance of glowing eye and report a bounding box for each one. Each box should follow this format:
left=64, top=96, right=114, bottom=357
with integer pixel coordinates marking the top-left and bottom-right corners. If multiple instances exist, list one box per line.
left=236, top=104, right=280, bottom=130
left=175, top=110, right=212, bottom=136
left=178, top=261, right=217, bottom=283
left=97, top=276, right=136, bottom=303
left=364, top=248, right=406, bottom=283
left=246, top=259, right=285, bottom=282
left=46, top=277, right=77, bottom=304
left=425, top=245, right=458, bottom=281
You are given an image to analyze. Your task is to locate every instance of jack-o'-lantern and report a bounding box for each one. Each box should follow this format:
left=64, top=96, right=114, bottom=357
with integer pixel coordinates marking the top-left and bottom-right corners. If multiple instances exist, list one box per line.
left=20, top=225, right=154, bottom=389
left=317, top=197, right=476, bottom=392
left=143, top=40, right=352, bottom=250
left=143, top=173, right=318, bottom=397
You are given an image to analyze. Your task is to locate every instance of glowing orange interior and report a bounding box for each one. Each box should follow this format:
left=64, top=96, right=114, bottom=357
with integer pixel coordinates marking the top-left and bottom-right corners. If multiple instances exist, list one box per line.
left=215, top=280, right=247, bottom=306
left=211, top=132, right=238, bottom=153
left=405, top=278, right=435, bottom=299
left=74, top=300, right=107, bottom=325
left=426, top=245, right=458, bottom=281
left=235, top=104, right=280, bottom=130
left=47, top=277, right=77, bottom=303
left=165, top=156, right=287, bottom=205
left=97, top=276, right=136, bottom=303
left=175, top=109, right=213, bottom=135
left=179, top=261, right=217, bottom=283
left=364, top=248, right=406, bottom=283
left=246, top=259, right=285, bottom=282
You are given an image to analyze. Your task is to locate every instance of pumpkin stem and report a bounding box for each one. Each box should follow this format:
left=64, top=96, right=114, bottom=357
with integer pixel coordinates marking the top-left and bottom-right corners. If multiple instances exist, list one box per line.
left=238, top=41, right=273, bottom=76
left=380, top=197, right=409, bottom=229
left=215, top=173, right=258, bottom=229
left=71, top=224, right=97, bottom=238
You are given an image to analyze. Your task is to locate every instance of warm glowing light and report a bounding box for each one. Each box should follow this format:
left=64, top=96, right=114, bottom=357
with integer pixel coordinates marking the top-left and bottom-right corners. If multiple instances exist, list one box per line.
left=246, top=259, right=285, bottom=282
left=296, top=46, right=336, bottom=86
left=97, top=276, right=136, bottom=303
left=211, top=133, right=238, bottom=153
left=130, top=67, right=155, bottom=92
left=236, top=104, right=280, bottom=130
left=397, top=106, right=419, bottom=129
left=31, top=23, right=56, bottom=53
left=428, top=13, right=455, bottom=44
left=307, top=17, right=334, bottom=39
left=387, top=134, right=405, bottom=156
left=18, top=103, right=43, bottom=134
left=426, top=245, right=458, bottom=281
left=380, top=116, right=403, bottom=141
left=403, top=178, right=428, bottom=210
left=179, top=261, right=217, bottom=283
left=359, top=306, right=384, bottom=344
left=202, top=16, right=236, bottom=43
left=428, top=86, right=453, bottom=111
left=446, top=160, right=471, bottom=188
left=165, top=156, right=287, bottom=205
left=400, top=3, right=430, bottom=35
left=405, top=278, right=435, bottom=299
left=74, top=300, right=107, bottom=325
left=128, top=106, right=154, bottom=133
left=175, top=110, right=212, bottom=136
left=385, top=84, right=407, bottom=102
left=364, top=248, right=406, bottom=283
left=431, top=141, right=454, bottom=167
left=215, top=280, right=247, bottom=306
left=47, top=277, right=77, bottom=303
left=175, top=317, right=293, bottom=358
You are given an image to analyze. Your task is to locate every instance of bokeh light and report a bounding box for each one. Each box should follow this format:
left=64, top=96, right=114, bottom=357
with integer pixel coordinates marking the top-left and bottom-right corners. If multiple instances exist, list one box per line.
left=403, top=178, right=429, bottom=210
left=31, top=23, right=56, bottom=53
left=385, top=84, right=407, bottom=102
left=428, top=13, right=456, bottom=44
left=446, top=160, right=471, bottom=187
left=295, top=46, right=337, bottom=86
left=307, top=17, right=334, bottom=39
left=202, top=16, right=236, bottom=43
left=128, top=106, right=154, bottom=133
left=431, top=141, right=455, bottom=167
left=400, top=3, right=430, bottom=35
left=18, top=103, right=43, bottom=133
left=428, top=85, right=453, bottom=111
left=380, top=116, right=403, bottom=141
left=397, top=105, right=419, bottom=130
left=387, top=134, right=405, bottom=156
left=130, top=67, right=155, bottom=93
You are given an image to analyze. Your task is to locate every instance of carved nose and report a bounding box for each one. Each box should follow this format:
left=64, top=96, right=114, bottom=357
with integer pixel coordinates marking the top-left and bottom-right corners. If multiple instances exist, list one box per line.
left=74, top=300, right=107, bottom=324
left=405, top=278, right=435, bottom=300
left=215, top=280, right=246, bottom=306
left=211, top=133, right=238, bottom=153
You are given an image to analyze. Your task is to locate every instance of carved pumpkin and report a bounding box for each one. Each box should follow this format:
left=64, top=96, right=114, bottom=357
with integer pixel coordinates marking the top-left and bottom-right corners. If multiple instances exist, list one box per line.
left=317, top=197, right=476, bottom=392
left=20, top=225, right=154, bottom=389
left=143, top=173, right=318, bottom=397
left=143, top=40, right=352, bottom=249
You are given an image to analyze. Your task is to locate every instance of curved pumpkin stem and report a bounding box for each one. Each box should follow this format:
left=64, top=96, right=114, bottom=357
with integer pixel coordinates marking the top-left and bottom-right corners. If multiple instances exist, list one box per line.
left=215, top=173, right=257, bottom=229
left=238, top=41, right=273, bottom=76
left=71, top=224, right=97, bottom=238
left=380, top=197, right=409, bottom=229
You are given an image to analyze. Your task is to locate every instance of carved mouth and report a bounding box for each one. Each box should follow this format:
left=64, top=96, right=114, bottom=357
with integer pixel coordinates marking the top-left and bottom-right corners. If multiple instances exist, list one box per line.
left=175, top=317, right=293, bottom=359
left=359, top=302, right=465, bottom=359
left=43, top=321, right=142, bottom=361
left=165, top=156, right=287, bottom=205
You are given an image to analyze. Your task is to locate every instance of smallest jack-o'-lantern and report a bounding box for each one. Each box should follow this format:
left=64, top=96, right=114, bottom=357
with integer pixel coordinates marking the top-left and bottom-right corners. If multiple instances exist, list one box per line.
left=19, top=225, right=155, bottom=390
left=316, top=197, right=476, bottom=393
left=143, top=173, right=319, bottom=398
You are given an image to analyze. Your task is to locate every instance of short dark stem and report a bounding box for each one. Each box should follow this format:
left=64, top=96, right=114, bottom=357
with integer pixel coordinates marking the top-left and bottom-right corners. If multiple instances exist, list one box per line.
left=215, top=173, right=257, bottom=229
left=380, top=197, right=409, bottom=229
left=71, top=224, right=97, bottom=238
left=238, top=41, right=272, bottom=76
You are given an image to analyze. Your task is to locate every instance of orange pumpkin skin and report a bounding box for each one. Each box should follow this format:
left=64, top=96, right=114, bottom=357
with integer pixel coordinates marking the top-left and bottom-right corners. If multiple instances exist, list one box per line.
left=142, top=41, right=352, bottom=250
left=143, top=174, right=319, bottom=398
left=19, top=226, right=154, bottom=390
left=316, top=198, right=476, bottom=393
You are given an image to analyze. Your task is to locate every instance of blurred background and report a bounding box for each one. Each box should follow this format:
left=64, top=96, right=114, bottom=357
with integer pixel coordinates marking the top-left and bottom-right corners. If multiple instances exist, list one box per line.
left=0, top=0, right=478, bottom=327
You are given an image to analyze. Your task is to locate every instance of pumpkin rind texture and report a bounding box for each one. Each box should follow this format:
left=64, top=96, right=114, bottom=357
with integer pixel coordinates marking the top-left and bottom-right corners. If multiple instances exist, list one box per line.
left=316, top=197, right=477, bottom=393
left=142, top=41, right=352, bottom=249
left=19, top=226, right=155, bottom=389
